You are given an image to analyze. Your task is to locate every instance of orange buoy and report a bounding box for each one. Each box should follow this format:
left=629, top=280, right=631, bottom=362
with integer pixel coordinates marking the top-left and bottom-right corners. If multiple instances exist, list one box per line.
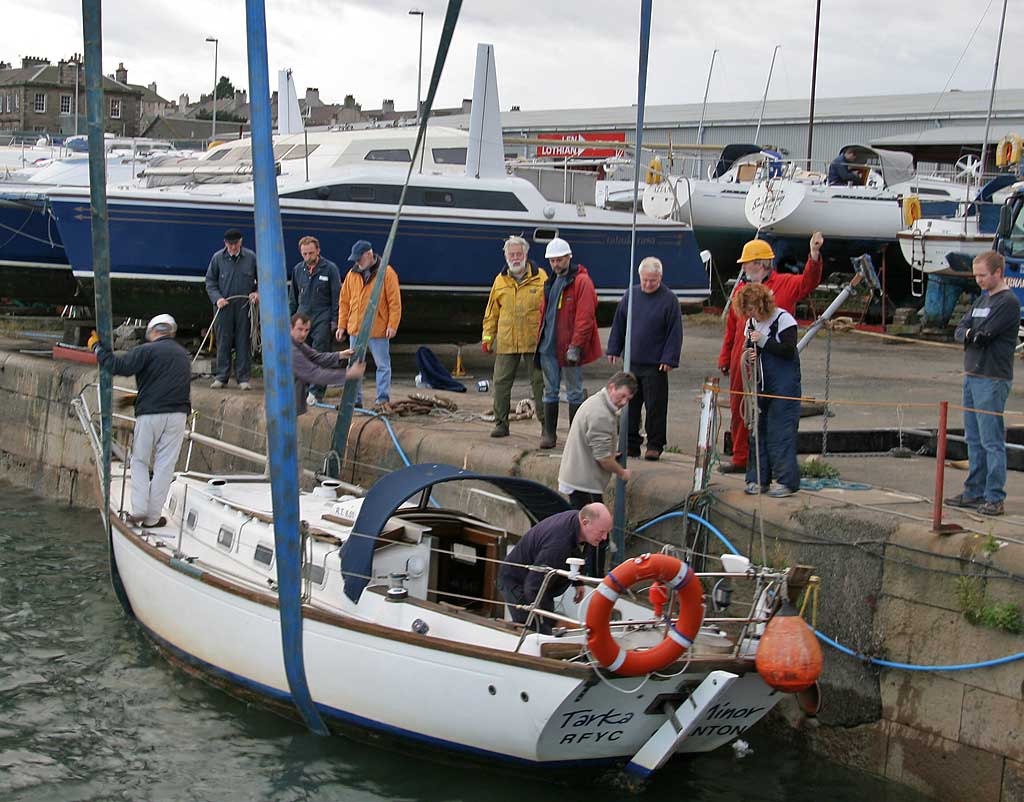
left=755, top=602, right=823, bottom=693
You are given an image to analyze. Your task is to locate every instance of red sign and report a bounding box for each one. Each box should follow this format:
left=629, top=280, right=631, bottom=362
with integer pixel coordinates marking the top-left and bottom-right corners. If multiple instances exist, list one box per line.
left=536, top=132, right=626, bottom=159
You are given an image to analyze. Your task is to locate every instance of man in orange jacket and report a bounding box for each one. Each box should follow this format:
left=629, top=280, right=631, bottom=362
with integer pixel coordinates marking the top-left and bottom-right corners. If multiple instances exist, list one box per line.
left=335, top=240, right=402, bottom=407
left=718, top=232, right=824, bottom=473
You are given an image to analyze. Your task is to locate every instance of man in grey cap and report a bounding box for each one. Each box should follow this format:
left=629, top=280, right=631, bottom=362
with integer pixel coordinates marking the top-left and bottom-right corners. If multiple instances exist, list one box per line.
left=90, top=315, right=192, bottom=528
left=204, top=228, right=259, bottom=390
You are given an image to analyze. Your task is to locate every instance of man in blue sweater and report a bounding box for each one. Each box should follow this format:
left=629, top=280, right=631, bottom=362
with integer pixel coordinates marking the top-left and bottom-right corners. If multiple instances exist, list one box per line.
left=606, top=257, right=683, bottom=461
left=90, top=314, right=191, bottom=528
left=496, top=504, right=611, bottom=634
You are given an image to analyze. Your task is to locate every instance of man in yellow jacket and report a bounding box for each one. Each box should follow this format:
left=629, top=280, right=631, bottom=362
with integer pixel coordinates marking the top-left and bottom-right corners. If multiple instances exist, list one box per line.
left=335, top=240, right=402, bottom=406
left=481, top=235, right=547, bottom=437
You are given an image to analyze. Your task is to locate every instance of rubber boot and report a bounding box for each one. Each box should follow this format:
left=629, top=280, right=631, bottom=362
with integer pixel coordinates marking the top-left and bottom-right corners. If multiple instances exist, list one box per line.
left=540, top=402, right=559, bottom=449
left=568, top=402, right=582, bottom=427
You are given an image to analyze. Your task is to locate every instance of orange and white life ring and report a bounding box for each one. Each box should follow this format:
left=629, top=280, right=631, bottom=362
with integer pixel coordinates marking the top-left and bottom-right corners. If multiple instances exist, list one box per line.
left=902, top=195, right=922, bottom=228
left=586, top=553, right=704, bottom=676
left=996, top=135, right=1023, bottom=168
left=645, top=156, right=663, bottom=185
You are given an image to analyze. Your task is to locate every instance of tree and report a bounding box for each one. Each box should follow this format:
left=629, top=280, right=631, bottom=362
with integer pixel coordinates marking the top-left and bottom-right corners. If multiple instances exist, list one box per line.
left=215, top=76, right=235, bottom=100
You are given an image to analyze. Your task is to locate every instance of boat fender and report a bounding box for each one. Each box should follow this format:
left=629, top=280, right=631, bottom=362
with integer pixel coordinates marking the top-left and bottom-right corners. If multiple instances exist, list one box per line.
left=902, top=195, right=922, bottom=228
left=754, top=601, right=823, bottom=693
left=586, top=553, right=704, bottom=677
left=645, top=156, right=663, bottom=185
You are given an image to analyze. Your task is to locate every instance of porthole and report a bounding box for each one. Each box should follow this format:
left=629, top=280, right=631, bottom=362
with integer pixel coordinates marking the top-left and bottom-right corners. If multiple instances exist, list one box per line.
left=253, top=543, right=274, bottom=566
left=168, top=496, right=177, bottom=515
left=533, top=227, right=558, bottom=243
left=217, top=526, right=234, bottom=549
left=185, top=509, right=198, bottom=531
left=302, top=563, right=326, bottom=584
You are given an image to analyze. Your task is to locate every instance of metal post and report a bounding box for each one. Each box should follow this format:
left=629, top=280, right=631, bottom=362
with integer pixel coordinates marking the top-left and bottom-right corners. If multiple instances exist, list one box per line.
left=806, top=0, right=821, bottom=163
left=979, top=0, right=1008, bottom=174
left=409, top=9, right=424, bottom=126
left=206, top=36, right=219, bottom=143
left=754, top=45, right=780, bottom=146
left=612, top=0, right=653, bottom=563
left=693, top=49, right=717, bottom=179
left=244, top=0, right=328, bottom=736
left=932, top=401, right=962, bottom=534
left=74, top=59, right=80, bottom=137
left=692, top=377, right=720, bottom=494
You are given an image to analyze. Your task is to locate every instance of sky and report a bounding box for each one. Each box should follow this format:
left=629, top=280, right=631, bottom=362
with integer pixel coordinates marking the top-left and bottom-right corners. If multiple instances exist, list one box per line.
left=4, top=0, right=1022, bottom=114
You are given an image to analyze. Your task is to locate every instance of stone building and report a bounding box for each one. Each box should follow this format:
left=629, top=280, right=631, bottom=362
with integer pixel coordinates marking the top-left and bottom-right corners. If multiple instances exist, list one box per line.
left=0, top=55, right=143, bottom=136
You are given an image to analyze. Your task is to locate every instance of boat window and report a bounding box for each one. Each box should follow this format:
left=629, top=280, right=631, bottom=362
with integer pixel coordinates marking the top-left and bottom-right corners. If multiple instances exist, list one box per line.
left=217, top=526, right=234, bottom=549
left=915, top=187, right=953, bottom=197
left=205, top=149, right=231, bottom=162
left=282, top=144, right=319, bottom=160
left=282, top=184, right=527, bottom=211
left=350, top=185, right=377, bottom=202
left=365, top=148, right=412, bottom=162
left=303, top=563, right=326, bottom=585
left=168, top=496, right=177, bottom=515
left=186, top=509, right=198, bottom=531
left=432, top=147, right=467, bottom=165
left=425, top=190, right=455, bottom=207
left=219, top=147, right=252, bottom=163
left=533, top=227, right=559, bottom=243
left=254, top=543, right=274, bottom=566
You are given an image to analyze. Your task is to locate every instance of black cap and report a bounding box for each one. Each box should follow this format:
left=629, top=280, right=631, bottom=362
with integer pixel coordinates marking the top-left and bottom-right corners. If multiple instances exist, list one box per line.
left=223, top=229, right=243, bottom=242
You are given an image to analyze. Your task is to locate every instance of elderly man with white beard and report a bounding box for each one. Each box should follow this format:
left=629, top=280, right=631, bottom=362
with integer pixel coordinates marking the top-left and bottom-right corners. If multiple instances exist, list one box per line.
left=480, top=235, right=548, bottom=437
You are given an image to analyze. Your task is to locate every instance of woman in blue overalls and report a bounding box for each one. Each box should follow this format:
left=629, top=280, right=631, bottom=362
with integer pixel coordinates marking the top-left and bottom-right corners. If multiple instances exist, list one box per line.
left=732, top=283, right=801, bottom=497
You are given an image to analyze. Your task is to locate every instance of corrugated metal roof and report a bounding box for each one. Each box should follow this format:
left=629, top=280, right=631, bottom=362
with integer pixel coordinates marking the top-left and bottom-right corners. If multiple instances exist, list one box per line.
left=870, top=122, right=1024, bottom=147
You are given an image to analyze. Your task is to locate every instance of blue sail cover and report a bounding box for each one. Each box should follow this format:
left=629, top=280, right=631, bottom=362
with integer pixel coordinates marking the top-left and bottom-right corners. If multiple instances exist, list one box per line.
left=342, top=464, right=571, bottom=602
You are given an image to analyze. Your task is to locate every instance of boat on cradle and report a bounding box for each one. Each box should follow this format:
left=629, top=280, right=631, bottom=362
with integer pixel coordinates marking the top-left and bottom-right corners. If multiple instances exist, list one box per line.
left=72, top=387, right=819, bottom=779
left=42, top=46, right=709, bottom=333
left=897, top=174, right=1018, bottom=280
left=744, top=144, right=972, bottom=252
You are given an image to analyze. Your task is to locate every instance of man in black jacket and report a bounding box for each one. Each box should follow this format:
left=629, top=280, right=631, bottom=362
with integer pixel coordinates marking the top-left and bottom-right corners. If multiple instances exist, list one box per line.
left=496, top=503, right=611, bottom=633
left=205, top=229, right=259, bottom=390
left=90, top=314, right=191, bottom=528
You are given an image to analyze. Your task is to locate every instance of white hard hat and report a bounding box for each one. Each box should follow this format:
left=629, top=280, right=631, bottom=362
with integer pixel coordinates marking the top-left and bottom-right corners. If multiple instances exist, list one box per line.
left=147, top=313, right=177, bottom=331
left=544, top=238, right=572, bottom=259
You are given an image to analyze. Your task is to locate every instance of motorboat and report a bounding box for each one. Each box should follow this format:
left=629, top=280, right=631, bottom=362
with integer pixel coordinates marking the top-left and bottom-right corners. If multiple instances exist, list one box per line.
left=744, top=145, right=970, bottom=245
left=72, top=384, right=819, bottom=779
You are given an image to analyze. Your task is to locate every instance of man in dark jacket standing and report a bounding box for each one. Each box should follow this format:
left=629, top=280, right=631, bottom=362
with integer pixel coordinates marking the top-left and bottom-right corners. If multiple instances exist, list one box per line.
left=90, top=314, right=191, bottom=528
left=290, top=313, right=365, bottom=415
left=536, top=237, right=602, bottom=449
left=497, top=504, right=611, bottom=633
left=205, top=229, right=259, bottom=390
left=945, top=251, right=1021, bottom=516
left=288, top=235, right=342, bottom=406
left=606, top=256, right=683, bottom=461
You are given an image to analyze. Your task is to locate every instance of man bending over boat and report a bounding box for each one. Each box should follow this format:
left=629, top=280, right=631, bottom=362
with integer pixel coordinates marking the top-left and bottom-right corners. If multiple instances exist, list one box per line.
left=497, top=503, right=612, bottom=634
left=89, top=314, right=191, bottom=529
left=290, top=312, right=365, bottom=415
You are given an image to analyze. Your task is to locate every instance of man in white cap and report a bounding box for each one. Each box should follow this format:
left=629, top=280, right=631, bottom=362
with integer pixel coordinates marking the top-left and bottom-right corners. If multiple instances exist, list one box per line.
left=89, top=315, right=192, bottom=528
left=535, top=237, right=602, bottom=449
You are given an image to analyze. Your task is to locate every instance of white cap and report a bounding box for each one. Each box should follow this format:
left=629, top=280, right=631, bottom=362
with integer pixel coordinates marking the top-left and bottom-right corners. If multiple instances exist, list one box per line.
left=544, top=238, right=572, bottom=259
left=147, top=313, right=177, bottom=331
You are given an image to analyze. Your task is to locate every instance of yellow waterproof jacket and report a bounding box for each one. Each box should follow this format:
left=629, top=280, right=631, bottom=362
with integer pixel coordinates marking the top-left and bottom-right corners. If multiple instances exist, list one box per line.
left=481, top=263, right=548, bottom=354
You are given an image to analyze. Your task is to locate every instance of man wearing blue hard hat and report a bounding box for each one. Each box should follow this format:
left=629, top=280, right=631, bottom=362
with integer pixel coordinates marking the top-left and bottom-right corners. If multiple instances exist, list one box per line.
left=335, top=240, right=402, bottom=408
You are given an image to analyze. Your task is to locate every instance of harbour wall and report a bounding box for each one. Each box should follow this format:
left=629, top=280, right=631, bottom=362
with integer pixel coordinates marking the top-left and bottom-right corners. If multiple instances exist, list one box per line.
left=1, top=346, right=1022, bottom=802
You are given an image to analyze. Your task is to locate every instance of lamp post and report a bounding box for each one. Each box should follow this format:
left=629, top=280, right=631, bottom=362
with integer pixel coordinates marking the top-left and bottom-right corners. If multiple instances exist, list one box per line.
left=408, top=9, right=424, bottom=125
left=205, top=36, right=219, bottom=142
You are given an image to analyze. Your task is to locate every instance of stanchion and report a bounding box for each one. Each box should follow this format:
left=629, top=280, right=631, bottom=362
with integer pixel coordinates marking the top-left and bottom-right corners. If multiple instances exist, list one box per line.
left=452, top=344, right=469, bottom=377
left=932, top=400, right=964, bottom=535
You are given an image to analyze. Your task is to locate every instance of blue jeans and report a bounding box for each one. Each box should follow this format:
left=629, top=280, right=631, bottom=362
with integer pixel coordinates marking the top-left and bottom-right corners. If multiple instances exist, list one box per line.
left=962, top=375, right=1011, bottom=503
left=540, top=351, right=585, bottom=404
left=356, top=337, right=391, bottom=406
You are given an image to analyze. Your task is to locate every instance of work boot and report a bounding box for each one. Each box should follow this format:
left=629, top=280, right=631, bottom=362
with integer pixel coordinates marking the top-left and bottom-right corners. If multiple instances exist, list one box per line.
left=490, top=422, right=510, bottom=438
left=568, top=402, right=582, bottom=427
left=540, top=402, right=559, bottom=449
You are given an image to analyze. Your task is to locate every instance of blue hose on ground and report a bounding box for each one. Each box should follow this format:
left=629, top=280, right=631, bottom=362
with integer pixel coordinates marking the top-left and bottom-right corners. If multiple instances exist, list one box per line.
left=311, top=402, right=411, bottom=466
left=635, top=510, right=1024, bottom=672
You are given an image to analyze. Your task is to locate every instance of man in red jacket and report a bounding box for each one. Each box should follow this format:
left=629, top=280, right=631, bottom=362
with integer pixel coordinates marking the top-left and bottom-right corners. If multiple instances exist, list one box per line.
left=536, top=238, right=602, bottom=449
left=718, top=232, right=824, bottom=473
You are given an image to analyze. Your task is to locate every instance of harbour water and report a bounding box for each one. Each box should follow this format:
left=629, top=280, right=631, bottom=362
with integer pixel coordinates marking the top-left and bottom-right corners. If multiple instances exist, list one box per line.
left=0, top=480, right=932, bottom=802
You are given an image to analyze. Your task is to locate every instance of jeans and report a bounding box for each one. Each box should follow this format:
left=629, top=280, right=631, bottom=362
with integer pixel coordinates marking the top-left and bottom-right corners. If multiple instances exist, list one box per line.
left=356, top=337, right=391, bottom=405
left=214, top=300, right=252, bottom=383
left=746, top=396, right=801, bottom=492
left=962, top=375, right=1011, bottom=503
left=540, top=350, right=585, bottom=404
left=492, top=352, right=544, bottom=426
left=131, top=412, right=187, bottom=523
left=627, top=363, right=669, bottom=453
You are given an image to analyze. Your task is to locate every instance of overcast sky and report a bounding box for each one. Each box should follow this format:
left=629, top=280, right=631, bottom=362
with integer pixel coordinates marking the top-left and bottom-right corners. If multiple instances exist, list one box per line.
left=5, top=0, right=1021, bottom=114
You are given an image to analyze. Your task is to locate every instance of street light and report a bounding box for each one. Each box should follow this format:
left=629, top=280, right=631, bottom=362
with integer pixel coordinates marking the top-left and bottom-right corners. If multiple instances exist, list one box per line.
left=205, top=36, right=219, bottom=143
left=408, top=9, right=424, bottom=125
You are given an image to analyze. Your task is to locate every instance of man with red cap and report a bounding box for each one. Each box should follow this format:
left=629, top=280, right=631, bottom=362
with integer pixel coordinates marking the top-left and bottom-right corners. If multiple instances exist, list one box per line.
left=718, top=232, right=824, bottom=473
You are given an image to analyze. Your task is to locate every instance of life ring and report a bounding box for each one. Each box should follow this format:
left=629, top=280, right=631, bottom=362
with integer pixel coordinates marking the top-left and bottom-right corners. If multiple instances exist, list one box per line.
left=902, top=195, right=922, bottom=228
left=996, top=135, right=1022, bottom=168
left=646, top=156, right=663, bottom=185
left=586, top=553, right=704, bottom=677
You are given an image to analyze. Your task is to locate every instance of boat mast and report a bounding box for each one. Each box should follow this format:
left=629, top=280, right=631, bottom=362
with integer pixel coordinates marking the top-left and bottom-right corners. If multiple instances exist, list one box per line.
left=754, top=45, right=780, bottom=146
left=613, top=0, right=654, bottom=562
left=979, top=0, right=1008, bottom=174
left=693, top=49, right=717, bottom=178
left=244, top=0, right=328, bottom=736
left=806, top=0, right=821, bottom=164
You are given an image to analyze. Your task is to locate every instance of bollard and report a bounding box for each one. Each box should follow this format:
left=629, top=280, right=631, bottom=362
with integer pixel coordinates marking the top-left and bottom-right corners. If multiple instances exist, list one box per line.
left=932, top=400, right=963, bottom=535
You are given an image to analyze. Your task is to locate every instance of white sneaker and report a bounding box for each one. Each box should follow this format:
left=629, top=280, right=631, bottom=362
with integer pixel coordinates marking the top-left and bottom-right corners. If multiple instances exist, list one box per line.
left=210, top=379, right=225, bottom=389
left=306, top=392, right=318, bottom=406
left=239, top=382, right=252, bottom=391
